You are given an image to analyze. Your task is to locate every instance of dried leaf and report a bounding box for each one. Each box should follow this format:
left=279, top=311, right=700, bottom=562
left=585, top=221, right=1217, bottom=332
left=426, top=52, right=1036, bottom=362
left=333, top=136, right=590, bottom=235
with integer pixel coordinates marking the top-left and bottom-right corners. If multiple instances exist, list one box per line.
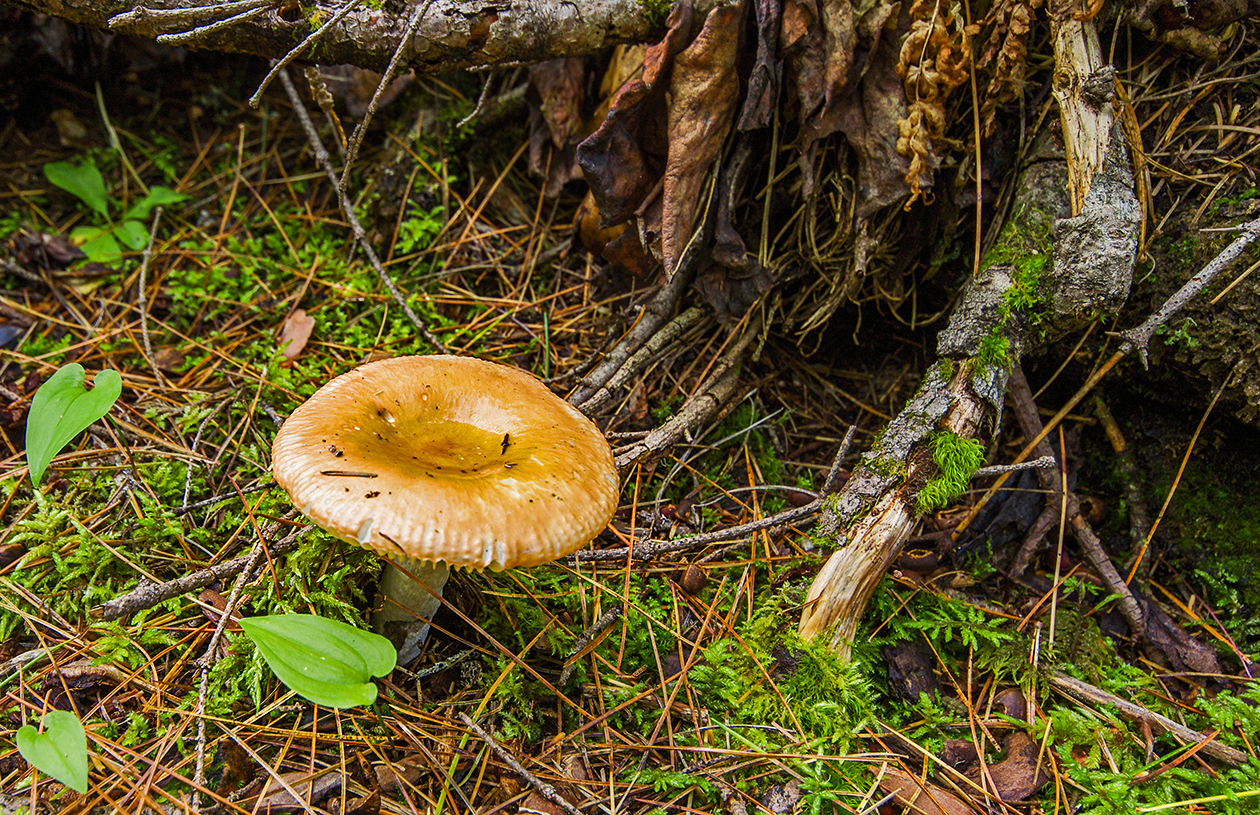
left=528, top=58, right=587, bottom=197
left=576, top=2, right=695, bottom=228
left=878, top=768, right=979, bottom=815
left=963, top=732, right=1050, bottom=802
left=737, top=0, right=782, bottom=130
left=661, top=3, right=744, bottom=274
left=241, top=767, right=342, bottom=811
left=278, top=309, right=315, bottom=365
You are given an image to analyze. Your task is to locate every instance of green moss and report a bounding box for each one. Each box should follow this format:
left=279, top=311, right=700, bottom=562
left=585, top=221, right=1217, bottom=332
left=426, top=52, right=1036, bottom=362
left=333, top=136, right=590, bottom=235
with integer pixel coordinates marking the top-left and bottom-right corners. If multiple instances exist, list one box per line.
left=689, top=589, right=874, bottom=749
left=976, top=330, right=1011, bottom=370
left=637, top=0, right=672, bottom=28
left=981, top=205, right=1053, bottom=276
left=915, top=431, right=986, bottom=514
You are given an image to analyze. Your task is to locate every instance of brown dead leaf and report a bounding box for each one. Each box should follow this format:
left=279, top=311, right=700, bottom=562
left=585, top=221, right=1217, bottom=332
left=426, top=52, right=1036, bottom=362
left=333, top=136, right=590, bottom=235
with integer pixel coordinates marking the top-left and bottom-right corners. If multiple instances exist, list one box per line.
left=575, top=192, right=655, bottom=276
left=833, top=41, right=913, bottom=217
left=317, top=65, right=413, bottom=119
left=695, top=142, right=772, bottom=320
left=661, top=2, right=744, bottom=274
left=878, top=768, right=979, bottom=815
left=240, top=767, right=342, bottom=812
left=154, top=346, right=185, bottom=372
left=963, top=732, right=1050, bottom=802
left=528, top=58, right=588, bottom=197
left=279, top=309, right=315, bottom=366
left=576, top=1, right=695, bottom=228
left=11, top=230, right=85, bottom=269
left=738, top=0, right=782, bottom=131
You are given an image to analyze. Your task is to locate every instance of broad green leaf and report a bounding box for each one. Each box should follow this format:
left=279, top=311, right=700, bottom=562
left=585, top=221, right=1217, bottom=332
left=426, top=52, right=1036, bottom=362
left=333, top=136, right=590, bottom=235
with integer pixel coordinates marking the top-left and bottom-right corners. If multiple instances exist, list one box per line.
left=116, top=220, right=149, bottom=251
left=16, top=710, right=88, bottom=793
left=239, top=615, right=396, bottom=708
left=43, top=162, right=109, bottom=219
left=123, top=186, right=187, bottom=222
left=71, top=226, right=122, bottom=264
left=25, top=364, right=123, bottom=488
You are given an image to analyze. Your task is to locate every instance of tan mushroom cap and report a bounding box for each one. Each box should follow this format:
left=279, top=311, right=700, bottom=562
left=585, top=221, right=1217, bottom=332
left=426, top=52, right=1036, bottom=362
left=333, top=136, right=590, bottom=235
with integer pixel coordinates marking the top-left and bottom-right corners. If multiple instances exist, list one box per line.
left=272, top=355, right=619, bottom=570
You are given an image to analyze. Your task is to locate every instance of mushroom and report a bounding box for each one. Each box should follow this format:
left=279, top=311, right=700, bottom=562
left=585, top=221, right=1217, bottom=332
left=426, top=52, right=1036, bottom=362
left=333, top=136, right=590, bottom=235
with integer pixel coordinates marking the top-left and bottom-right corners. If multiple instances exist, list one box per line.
left=271, top=355, right=620, bottom=663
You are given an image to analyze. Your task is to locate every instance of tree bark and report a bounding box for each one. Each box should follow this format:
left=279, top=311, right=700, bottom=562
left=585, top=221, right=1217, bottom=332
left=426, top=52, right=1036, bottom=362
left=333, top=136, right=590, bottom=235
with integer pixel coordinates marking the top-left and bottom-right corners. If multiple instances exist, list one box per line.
left=2, top=0, right=671, bottom=74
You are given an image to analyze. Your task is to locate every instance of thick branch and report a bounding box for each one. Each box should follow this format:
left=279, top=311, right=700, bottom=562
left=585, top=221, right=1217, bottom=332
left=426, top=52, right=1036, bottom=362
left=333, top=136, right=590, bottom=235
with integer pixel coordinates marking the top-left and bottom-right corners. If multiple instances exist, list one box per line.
left=3, top=0, right=682, bottom=75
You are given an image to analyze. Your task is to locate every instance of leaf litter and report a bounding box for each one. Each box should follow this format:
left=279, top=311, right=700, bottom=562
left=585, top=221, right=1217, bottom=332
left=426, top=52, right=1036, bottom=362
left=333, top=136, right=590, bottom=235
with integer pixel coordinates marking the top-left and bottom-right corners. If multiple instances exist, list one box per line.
left=1, top=5, right=1259, bottom=815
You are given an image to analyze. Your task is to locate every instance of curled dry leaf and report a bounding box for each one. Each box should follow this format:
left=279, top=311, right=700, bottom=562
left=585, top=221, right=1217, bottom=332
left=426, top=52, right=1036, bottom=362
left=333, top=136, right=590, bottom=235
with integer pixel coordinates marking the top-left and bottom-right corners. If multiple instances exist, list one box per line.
left=279, top=309, right=315, bottom=366
left=738, top=0, right=782, bottom=131
left=977, top=0, right=1044, bottom=136
left=576, top=1, right=695, bottom=228
left=896, top=0, right=973, bottom=205
left=661, top=2, right=744, bottom=275
left=528, top=58, right=588, bottom=197
left=877, top=768, right=979, bottom=815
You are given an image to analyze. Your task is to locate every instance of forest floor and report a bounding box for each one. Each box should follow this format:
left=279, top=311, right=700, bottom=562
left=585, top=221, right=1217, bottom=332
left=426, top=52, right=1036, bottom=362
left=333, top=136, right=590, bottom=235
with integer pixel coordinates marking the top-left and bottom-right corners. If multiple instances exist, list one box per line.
left=1, top=11, right=1260, bottom=815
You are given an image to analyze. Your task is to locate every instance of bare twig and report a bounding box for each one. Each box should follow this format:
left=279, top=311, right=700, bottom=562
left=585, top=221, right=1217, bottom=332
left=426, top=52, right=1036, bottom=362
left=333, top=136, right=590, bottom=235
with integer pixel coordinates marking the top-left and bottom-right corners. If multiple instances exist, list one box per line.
left=1007, top=366, right=1145, bottom=633
left=972, top=456, right=1057, bottom=479
left=1049, top=672, right=1247, bottom=765
left=573, top=500, right=819, bottom=564
left=157, top=4, right=270, bottom=44
left=1115, top=216, right=1260, bottom=367
left=580, top=307, right=706, bottom=414
left=613, top=314, right=761, bottom=469
left=569, top=269, right=694, bottom=408
left=176, top=481, right=276, bottom=517
left=95, top=525, right=308, bottom=621
left=276, top=66, right=445, bottom=348
left=458, top=713, right=585, bottom=815
left=249, top=0, right=363, bottom=107
left=338, top=0, right=435, bottom=195
left=109, top=0, right=275, bottom=30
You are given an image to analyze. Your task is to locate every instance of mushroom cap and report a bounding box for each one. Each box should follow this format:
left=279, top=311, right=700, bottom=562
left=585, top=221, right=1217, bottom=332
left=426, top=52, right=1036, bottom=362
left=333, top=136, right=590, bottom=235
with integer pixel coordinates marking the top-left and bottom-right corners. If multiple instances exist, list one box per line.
left=272, top=355, right=619, bottom=570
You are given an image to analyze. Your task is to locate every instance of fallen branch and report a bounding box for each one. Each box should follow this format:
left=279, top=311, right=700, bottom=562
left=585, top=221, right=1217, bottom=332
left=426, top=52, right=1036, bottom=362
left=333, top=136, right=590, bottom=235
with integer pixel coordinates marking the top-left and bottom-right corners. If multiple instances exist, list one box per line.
left=95, top=525, right=309, bottom=621
left=458, top=713, right=585, bottom=815
left=798, top=1, right=1141, bottom=659
left=1049, top=672, right=1248, bottom=766
left=6, top=0, right=689, bottom=75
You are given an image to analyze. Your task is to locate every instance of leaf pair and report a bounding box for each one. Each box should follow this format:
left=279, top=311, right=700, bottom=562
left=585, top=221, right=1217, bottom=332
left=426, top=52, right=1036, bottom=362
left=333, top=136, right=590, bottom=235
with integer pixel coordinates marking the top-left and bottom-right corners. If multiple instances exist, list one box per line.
left=43, top=161, right=186, bottom=264
left=26, top=363, right=122, bottom=488
left=240, top=615, right=396, bottom=708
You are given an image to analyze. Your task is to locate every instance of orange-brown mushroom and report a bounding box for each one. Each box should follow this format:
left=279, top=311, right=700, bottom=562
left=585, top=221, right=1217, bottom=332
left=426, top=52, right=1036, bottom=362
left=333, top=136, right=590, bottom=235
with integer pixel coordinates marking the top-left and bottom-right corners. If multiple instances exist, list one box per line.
left=272, top=355, right=619, bottom=662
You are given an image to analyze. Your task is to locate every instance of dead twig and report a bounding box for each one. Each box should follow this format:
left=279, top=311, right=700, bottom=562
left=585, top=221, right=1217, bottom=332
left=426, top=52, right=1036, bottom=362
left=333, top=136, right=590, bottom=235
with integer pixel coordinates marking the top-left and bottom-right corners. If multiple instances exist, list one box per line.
left=1115, top=215, right=1260, bottom=367
left=276, top=66, right=445, bottom=349
left=1049, top=672, right=1248, bottom=765
left=569, top=269, right=695, bottom=409
left=338, top=0, right=435, bottom=196
left=458, top=713, right=585, bottom=815
left=1008, top=365, right=1146, bottom=633
left=95, top=525, right=308, bottom=621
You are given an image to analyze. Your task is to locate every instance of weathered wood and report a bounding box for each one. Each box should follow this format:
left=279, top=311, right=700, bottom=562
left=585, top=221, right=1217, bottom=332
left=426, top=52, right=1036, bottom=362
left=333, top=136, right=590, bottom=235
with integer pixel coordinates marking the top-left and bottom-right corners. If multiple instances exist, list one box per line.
left=1, top=0, right=676, bottom=75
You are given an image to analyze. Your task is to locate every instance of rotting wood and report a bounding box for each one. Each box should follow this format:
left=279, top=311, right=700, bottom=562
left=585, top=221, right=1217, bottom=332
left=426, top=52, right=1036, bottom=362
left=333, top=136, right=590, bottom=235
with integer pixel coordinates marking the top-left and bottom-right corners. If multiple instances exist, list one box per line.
left=1049, top=672, right=1248, bottom=766
left=798, top=3, right=1141, bottom=659
left=0, top=0, right=713, bottom=75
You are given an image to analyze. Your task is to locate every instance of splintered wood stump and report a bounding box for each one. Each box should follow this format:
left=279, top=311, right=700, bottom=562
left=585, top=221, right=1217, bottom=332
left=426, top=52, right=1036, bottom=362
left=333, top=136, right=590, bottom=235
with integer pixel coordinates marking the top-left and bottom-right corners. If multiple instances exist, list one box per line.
left=798, top=359, right=1004, bottom=658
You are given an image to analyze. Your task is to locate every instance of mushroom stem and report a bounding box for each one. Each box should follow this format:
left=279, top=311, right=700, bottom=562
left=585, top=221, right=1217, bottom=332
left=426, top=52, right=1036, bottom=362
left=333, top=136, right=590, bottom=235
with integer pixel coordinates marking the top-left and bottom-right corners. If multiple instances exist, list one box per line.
left=372, top=557, right=450, bottom=665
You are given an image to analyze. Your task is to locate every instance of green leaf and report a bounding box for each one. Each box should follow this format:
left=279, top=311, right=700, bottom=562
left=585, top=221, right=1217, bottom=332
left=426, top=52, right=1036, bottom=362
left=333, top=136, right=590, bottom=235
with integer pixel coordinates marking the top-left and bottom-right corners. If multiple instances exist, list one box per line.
left=43, top=162, right=109, bottom=219
left=15, top=710, right=88, bottom=793
left=25, top=364, right=123, bottom=488
left=71, top=226, right=122, bottom=264
left=115, top=220, right=149, bottom=251
left=239, top=614, right=396, bottom=708
left=123, top=186, right=187, bottom=223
